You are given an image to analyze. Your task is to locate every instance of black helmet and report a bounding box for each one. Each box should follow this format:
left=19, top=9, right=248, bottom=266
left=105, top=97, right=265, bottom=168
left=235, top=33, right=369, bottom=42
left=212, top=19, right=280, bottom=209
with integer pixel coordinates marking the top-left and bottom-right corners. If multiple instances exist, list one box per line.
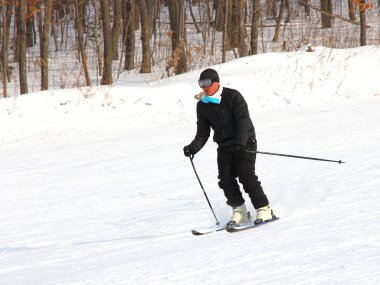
left=199, top=68, right=219, bottom=82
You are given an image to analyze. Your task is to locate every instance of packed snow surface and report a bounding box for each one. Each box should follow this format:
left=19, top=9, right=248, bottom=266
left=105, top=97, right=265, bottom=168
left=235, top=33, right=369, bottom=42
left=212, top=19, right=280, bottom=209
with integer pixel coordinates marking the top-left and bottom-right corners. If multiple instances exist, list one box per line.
left=1, top=46, right=380, bottom=284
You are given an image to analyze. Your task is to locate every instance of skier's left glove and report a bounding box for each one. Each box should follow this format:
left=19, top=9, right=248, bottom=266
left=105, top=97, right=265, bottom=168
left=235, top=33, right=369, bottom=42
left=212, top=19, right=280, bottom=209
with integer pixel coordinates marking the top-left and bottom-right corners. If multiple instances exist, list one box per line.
left=183, top=145, right=195, bottom=157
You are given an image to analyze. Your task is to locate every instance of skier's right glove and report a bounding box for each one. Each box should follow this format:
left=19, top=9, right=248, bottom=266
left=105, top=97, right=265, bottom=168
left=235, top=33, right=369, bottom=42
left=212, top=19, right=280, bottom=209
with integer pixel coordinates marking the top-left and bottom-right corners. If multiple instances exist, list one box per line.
left=183, top=145, right=195, bottom=157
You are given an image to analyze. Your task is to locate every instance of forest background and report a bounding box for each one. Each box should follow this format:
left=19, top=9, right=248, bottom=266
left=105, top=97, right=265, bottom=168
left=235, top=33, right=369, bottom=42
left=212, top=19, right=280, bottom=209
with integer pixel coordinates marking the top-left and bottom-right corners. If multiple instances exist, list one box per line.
left=0, top=0, right=379, bottom=97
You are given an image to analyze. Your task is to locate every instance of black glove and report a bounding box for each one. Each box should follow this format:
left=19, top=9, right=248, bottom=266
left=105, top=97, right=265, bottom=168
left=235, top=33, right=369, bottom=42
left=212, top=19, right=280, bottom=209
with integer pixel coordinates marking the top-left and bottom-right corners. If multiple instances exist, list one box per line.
left=183, top=145, right=195, bottom=157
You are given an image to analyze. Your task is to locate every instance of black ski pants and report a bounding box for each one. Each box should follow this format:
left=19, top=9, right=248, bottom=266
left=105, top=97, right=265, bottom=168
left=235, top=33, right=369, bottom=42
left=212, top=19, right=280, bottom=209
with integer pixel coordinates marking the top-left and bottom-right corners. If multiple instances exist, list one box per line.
left=217, top=137, right=269, bottom=209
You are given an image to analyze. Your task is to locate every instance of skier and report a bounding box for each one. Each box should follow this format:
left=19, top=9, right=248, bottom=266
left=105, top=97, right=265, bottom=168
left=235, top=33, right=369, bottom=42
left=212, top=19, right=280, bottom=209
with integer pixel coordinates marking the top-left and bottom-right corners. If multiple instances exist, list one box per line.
left=184, top=68, right=276, bottom=226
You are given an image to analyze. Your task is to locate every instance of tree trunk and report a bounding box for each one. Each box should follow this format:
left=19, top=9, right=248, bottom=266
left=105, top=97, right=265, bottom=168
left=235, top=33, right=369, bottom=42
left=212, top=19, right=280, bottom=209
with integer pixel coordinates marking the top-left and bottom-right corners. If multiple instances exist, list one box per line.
left=138, top=0, right=152, bottom=73
left=75, top=0, right=91, bottom=86
left=273, top=0, right=285, bottom=42
left=222, top=0, right=229, bottom=62
left=188, top=0, right=200, bottom=33
left=1, top=0, right=8, bottom=97
left=359, top=0, right=367, bottom=46
left=285, top=0, right=290, bottom=23
left=40, top=0, right=53, bottom=91
left=321, top=0, right=332, bottom=29
left=112, top=0, right=122, bottom=60
left=14, top=7, right=20, bottom=64
left=237, top=0, right=247, bottom=57
left=51, top=13, right=59, bottom=52
left=91, top=0, right=103, bottom=76
left=266, top=0, right=277, bottom=18
left=82, top=0, right=88, bottom=32
left=250, top=0, right=259, bottom=55
left=151, top=0, right=159, bottom=64
left=26, top=3, right=35, bottom=47
left=225, top=0, right=247, bottom=57
left=168, top=1, right=179, bottom=53
left=177, top=0, right=187, bottom=73
left=230, top=0, right=239, bottom=48
left=168, top=0, right=187, bottom=74
left=18, top=0, right=28, bottom=94
left=215, top=0, right=225, bottom=32
left=5, top=1, right=13, bottom=78
left=124, top=0, right=136, bottom=71
left=146, top=0, right=154, bottom=31
left=348, top=0, right=356, bottom=21
left=100, top=0, right=113, bottom=85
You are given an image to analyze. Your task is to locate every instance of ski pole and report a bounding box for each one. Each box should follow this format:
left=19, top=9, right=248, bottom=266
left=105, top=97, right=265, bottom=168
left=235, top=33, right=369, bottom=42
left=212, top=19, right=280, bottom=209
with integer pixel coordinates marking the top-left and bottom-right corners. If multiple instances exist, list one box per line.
left=189, top=155, right=221, bottom=225
left=250, top=150, right=345, bottom=164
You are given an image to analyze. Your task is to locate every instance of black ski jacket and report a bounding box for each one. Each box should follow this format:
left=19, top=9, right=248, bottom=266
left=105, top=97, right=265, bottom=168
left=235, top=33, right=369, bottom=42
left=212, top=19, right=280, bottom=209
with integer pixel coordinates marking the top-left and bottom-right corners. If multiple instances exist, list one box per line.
left=189, top=87, right=256, bottom=154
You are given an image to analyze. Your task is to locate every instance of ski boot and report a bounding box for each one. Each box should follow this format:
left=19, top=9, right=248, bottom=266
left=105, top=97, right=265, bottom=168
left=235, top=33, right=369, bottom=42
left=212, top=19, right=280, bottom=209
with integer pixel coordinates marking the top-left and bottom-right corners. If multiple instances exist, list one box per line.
left=226, top=204, right=250, bottom=228
left=254, top=205, right=276, bottom=225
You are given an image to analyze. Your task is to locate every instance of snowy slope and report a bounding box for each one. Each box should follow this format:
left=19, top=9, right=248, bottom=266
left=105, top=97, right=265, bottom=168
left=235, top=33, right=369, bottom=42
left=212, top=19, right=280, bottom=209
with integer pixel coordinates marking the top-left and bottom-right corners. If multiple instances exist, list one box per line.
left=0, top=46, right=380, bottom=285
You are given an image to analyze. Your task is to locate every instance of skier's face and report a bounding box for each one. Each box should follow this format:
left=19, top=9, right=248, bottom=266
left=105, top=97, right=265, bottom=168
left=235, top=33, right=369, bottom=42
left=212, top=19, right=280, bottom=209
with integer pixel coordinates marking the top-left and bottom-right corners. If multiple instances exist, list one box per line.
left=202, top=82, right=219, bottom=96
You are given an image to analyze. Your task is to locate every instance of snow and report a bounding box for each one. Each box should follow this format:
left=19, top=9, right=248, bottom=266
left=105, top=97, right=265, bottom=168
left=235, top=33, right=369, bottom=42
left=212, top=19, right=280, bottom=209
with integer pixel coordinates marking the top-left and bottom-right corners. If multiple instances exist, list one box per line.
left=1, top=46, right=380, bottom=284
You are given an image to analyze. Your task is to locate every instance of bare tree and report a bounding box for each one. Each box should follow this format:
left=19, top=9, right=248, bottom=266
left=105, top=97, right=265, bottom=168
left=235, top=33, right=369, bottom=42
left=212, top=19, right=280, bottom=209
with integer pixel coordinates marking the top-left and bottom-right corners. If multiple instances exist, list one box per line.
left=146, top=0, right=154, bottom=33
left=75, top=0, right=91, bottom=86
left=215, top=0, right=226, bottom=32
left=138, top=0, right=152, bottom=73
left=112, top=0, right=122, bottom=60
left=284, top=0, right=290, bottom=23
left=273, top=0, right=285, bottom=42
left=51, top=9, right=59, bottom=52
left=348, top=0, right=356, bottom=21
left=230, top=1, right=239, bottom=50
left=250, top=0, right=259, bottom=55
left=236, top=0, right=247, bottom=57
left=266, top=0, right=277, bottom=18
left=321, top=0, right=332, bottom=29
left=123, top=0, right=136, bottom=71
left=168, top=0, right=187, bottom=74
left=225, top=0, right=247, bottom=57
left=222, top=0, right=229, bottom=62
left=194, top=0, right=212, bottom=57
left=40, top=0, right=53, bottom=91
left=359, top=0, right=367, bottom=46
left=26, top=2, right=35, bottom=48
left=218, top=0, right=247, bottom=58
left=18, top=0, right=28, bottom=94
left=188, top=0, right=200, bottom=33
left=1, top=0, right=13, bottom=96
left=91, top=0, right=103, bottom=76
left=1, top=0, right=8, bottom=97
left=100, top=0, right=113, bottom=85
left=151, top=0, right=159, bottom=59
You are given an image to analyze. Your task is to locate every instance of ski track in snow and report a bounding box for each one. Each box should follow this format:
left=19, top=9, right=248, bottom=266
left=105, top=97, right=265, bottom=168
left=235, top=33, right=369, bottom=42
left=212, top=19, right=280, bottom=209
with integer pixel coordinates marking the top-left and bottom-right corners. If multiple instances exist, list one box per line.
left=1, top=47, right=380, bottom=285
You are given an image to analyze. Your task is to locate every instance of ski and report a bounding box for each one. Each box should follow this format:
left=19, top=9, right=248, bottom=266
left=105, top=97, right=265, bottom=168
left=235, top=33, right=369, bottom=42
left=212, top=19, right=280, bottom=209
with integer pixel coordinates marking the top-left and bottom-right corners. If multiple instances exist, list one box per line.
left=191, top=227, right=226, bottom=236
left=191, top=217, right=279, bottom=235
left=226, top=217, right=279, bottom=233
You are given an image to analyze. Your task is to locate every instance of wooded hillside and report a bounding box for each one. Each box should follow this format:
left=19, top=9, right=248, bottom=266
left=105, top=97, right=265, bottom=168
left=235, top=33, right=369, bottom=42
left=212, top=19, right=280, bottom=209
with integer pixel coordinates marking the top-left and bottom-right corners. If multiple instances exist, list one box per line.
left=1, top=0, right=379, bottom=97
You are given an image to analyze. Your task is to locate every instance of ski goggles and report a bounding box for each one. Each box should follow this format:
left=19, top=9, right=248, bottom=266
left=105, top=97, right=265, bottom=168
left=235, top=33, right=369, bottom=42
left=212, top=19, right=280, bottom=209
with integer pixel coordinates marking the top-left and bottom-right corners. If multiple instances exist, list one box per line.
left=198, top=78, right=217, bottom=88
